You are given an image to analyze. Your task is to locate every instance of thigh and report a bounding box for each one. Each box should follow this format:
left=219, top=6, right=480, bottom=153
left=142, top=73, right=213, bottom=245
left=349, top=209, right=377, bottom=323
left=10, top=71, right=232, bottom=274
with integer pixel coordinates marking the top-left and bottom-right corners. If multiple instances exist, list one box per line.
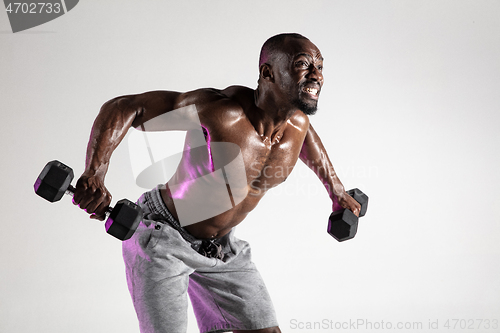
left=133, top=272, right=190, bottom=333
left=123, top=220, right=194, bottom=332
left=188, top=234, right=279, bottom=333
left=124, top=217, right=215, bottom=332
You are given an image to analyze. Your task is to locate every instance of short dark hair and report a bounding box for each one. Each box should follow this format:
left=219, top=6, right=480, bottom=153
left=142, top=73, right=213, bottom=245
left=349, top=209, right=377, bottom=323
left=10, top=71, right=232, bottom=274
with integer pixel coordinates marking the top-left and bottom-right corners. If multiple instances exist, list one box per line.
left=259, top=33, right=309, bottom=68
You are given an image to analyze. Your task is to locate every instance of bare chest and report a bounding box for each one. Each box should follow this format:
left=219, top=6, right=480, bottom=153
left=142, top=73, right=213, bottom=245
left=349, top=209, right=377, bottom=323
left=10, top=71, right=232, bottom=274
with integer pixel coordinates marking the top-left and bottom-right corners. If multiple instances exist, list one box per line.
left=181, top=110, right=308, bottom=195
left=240, top=131, right=304, bottom=194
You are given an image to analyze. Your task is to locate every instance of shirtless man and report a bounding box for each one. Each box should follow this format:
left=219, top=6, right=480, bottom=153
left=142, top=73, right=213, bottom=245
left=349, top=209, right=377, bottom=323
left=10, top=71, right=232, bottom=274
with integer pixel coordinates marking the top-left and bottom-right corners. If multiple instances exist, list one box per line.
left=73, top=33, right=361, bottom=333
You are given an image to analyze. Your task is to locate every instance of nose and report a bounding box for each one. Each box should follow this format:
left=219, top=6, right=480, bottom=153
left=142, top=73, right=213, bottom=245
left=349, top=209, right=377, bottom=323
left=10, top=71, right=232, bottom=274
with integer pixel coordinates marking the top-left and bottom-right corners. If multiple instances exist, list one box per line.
left=306, top=65, right=323, bottom=84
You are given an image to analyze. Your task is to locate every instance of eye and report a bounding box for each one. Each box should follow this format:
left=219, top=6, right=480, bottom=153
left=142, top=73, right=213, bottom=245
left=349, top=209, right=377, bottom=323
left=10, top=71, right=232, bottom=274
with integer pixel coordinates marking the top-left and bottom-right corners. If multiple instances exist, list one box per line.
left=317, top=65, right=323, bottom=72
left=295, top=60, right=308, bottom=68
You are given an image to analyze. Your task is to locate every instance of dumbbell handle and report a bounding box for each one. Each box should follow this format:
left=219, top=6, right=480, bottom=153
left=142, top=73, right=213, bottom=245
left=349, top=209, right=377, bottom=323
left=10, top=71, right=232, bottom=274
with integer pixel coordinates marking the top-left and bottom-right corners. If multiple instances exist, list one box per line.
left=65, top=184, right=113, bottom=215
left=347, top=188, right=368, bottom=217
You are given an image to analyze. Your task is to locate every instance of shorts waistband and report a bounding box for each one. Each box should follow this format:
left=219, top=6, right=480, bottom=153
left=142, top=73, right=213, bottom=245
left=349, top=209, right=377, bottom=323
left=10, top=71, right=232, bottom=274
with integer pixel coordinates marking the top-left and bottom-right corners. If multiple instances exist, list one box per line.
left=142, top=185, right=230, bottom=260
left=144, top=185, right=199, bottom=244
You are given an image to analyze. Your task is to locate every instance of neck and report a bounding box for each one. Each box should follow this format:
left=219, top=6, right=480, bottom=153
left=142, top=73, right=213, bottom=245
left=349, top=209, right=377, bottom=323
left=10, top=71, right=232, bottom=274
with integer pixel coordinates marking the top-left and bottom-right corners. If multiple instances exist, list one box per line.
left=251, top=85, right=296, bottom=141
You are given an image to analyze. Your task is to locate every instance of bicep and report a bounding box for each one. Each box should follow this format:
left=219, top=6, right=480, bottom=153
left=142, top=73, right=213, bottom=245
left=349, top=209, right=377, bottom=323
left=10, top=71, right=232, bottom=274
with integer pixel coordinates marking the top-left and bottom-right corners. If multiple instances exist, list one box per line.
left=300, top=123, right=327, bottom=164
left=127, top=90, right=183, bottom=129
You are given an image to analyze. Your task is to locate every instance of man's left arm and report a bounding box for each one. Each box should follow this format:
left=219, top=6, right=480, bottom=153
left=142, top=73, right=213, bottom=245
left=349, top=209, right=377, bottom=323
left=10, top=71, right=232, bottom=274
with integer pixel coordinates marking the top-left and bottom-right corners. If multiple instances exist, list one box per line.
left=299, top=123, right=361, bottom=216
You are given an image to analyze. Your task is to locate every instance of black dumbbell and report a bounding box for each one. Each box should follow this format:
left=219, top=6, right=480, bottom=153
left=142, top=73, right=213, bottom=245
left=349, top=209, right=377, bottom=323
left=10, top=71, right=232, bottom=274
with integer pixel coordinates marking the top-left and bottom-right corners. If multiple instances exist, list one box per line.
left=34, top=160, right=142, bottom=241
left=327, top=188, right=368, bottom=242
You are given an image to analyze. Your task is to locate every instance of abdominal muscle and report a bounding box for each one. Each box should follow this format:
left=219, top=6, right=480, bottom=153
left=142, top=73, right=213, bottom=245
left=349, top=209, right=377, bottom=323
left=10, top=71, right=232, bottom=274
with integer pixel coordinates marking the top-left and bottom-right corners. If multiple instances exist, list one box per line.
left=160, top=183, right=265, bottom=239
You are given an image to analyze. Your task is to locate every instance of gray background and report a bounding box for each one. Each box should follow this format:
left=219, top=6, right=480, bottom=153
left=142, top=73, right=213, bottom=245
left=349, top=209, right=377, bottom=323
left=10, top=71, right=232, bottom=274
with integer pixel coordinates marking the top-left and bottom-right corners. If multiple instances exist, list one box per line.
left=1, top=1, right=499, bottom=332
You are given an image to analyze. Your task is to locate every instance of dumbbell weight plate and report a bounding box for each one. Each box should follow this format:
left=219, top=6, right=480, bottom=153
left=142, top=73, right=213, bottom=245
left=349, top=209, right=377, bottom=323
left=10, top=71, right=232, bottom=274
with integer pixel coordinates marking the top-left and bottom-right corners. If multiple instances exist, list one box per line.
left=328, top=209, right=358, bottom=242
left=34, top=160, right=74, bottom=202
left=106, top=199, right=142, bottom=241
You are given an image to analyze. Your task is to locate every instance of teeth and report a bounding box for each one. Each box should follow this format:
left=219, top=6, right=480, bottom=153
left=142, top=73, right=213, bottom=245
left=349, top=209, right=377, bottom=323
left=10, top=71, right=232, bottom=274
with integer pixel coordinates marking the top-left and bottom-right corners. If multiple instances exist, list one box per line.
left=305, top=88, right=318, bottom=95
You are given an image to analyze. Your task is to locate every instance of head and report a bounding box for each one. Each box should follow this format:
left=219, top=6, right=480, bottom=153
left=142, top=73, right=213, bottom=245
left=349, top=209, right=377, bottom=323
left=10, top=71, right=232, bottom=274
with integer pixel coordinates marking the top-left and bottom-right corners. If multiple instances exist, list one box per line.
left=258, top=33, right=324, bottom=115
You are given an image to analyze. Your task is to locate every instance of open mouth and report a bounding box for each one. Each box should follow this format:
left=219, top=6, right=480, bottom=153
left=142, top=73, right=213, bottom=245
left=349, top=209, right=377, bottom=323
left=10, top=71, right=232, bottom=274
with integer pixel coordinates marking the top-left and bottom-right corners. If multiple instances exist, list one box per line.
left=302, top=86, right=319, bottom=99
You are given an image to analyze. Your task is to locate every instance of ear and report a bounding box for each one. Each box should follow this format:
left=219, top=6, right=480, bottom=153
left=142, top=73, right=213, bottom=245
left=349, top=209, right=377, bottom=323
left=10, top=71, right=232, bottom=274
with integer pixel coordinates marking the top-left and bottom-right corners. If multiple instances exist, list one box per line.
left=259, top=63, right=274, bottom=82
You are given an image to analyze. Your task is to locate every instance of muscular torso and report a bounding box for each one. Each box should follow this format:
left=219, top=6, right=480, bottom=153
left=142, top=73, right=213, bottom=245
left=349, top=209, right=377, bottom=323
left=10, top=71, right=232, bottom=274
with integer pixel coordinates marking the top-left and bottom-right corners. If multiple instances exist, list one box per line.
left=160, top=86, right=309, bottom=239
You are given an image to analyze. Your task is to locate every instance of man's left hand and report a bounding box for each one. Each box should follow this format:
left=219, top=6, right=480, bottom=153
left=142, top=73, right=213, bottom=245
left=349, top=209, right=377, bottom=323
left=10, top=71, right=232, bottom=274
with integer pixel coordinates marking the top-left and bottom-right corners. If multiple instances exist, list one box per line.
left=332, top=191, right=361, bottom=217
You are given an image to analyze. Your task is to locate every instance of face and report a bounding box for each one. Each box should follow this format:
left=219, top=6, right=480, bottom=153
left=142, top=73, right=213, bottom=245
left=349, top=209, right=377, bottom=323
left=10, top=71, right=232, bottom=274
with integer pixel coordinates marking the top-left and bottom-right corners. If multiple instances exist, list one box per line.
left=277, top=38, right=324, bottom=115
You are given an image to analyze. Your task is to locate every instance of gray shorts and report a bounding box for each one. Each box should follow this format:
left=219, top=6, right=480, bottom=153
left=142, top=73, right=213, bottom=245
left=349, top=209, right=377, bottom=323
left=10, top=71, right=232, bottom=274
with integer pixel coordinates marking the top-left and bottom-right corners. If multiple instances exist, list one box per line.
left=122, top=185, right=278, bottom=333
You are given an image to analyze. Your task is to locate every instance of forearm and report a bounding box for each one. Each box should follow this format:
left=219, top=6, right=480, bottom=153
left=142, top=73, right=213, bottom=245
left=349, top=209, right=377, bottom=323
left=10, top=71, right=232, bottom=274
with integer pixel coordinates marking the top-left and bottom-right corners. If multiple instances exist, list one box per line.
left=85, top=97, right=137, bottom=177
left=299, top=124, right=345, bottom=200
left=319, top=162, right=345, bottom=201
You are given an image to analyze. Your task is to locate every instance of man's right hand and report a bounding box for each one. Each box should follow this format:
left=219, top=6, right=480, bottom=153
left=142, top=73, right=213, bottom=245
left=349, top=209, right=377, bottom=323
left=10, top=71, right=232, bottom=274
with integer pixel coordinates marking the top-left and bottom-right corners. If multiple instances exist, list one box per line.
left=72, top=173, right=112, bottom=221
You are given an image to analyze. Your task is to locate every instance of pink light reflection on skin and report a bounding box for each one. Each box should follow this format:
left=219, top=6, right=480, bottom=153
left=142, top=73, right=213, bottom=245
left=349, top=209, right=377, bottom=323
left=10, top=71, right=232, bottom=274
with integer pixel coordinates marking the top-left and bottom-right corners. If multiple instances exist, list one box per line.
left=201, top=125, right=215, bottom=173
left=170, top=179, right=189, bottom=200
left=170, top=126, right=214, bottom=200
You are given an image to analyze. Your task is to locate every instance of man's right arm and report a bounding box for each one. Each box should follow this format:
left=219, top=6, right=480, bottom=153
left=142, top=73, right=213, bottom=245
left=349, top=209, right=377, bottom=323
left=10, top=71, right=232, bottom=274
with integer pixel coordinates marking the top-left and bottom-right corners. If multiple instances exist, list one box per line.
left=73, top=91, right=182, bottom=220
